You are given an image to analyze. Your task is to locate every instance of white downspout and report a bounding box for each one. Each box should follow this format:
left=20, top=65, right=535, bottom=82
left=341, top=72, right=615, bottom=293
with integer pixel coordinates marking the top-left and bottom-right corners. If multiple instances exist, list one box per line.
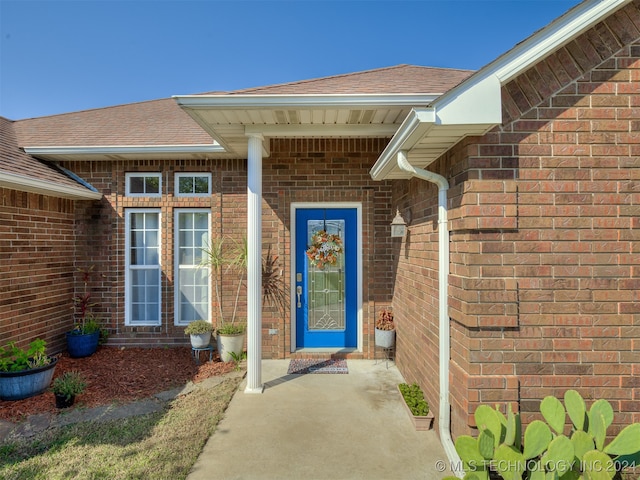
left=397, top=150, right=461, bottom=474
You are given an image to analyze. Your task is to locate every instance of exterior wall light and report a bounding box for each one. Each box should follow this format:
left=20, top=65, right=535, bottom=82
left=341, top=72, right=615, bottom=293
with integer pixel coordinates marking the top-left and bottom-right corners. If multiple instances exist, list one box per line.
left=390, top=209, right=407, bottom=238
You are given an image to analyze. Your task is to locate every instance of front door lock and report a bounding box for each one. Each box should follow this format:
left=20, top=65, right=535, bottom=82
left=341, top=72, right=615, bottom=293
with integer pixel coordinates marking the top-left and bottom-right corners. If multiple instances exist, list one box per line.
left=296, top=286, right=302, bottom=308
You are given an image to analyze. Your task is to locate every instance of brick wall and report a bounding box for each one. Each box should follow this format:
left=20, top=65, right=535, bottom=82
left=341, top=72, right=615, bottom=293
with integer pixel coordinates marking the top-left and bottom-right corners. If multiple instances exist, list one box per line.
left=62, top=138, right=396, bottom=357
left=264, top=138, right=395, bottom=358
left=392, top=1, right=640, bottom=437
left=0, top=188, right=78, bottom=354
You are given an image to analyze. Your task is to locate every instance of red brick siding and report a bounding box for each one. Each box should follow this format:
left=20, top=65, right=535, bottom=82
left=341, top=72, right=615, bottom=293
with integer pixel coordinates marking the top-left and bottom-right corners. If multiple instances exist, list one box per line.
left=58, top=138, right=395, bottom=357
left=392, top=1, right=640, bottom=438
left=0, top=188, right=78, bottom=354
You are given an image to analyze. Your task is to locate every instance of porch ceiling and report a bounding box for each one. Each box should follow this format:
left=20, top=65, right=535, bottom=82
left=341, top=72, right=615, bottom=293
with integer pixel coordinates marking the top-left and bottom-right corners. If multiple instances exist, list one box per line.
left=173, top=94, right=440, bottom=157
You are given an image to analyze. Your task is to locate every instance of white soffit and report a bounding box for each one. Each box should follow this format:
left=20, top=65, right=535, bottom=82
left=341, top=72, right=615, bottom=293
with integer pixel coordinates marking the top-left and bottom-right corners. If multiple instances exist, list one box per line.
left=174, top=93, right=440, bottom=156
left=370, top=0, right=632, bottom=180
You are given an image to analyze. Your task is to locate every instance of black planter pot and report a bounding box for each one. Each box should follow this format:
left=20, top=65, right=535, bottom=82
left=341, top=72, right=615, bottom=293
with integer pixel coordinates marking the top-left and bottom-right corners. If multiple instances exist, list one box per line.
left=66, top=331, right=100, bottom=358
left=55, top=393, right=75, bottom=409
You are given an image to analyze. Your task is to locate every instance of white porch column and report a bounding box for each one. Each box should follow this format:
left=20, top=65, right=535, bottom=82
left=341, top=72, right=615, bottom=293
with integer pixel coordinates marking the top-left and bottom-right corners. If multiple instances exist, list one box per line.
left=245, top=133, right=264, bottom=393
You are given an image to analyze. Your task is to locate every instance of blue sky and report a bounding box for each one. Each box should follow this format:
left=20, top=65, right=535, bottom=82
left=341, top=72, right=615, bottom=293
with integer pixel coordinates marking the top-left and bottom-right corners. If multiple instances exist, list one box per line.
left=1, top=0, right=581, bottom=120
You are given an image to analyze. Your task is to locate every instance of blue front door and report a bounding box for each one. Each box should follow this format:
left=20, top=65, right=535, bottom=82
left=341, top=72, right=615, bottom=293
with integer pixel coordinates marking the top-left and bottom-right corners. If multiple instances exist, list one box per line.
left=295, top=208, right=357, bottom=348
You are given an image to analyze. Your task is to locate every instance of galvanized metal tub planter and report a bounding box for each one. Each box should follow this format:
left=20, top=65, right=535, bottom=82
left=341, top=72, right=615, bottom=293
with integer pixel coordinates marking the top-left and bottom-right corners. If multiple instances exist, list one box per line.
left=0, top=357, right=58, bottom=401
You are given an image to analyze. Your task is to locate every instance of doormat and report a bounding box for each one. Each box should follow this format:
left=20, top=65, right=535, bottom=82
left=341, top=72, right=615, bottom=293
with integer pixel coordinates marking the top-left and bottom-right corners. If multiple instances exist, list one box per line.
left=287, top=358, right=348, bottom=374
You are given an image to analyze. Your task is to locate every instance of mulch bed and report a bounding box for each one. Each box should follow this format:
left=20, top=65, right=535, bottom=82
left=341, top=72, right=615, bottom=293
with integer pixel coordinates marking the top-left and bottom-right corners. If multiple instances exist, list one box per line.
left=0, top=346, right=235, bottom=423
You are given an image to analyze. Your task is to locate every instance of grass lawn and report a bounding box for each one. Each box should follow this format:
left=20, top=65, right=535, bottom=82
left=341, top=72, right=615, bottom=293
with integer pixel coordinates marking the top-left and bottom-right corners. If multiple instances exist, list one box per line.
left=0, top=377, right=241, bottom=480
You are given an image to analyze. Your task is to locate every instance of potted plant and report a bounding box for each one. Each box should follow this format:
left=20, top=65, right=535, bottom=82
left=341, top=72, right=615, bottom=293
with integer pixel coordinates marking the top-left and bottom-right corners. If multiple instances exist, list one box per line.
left=67, top=265, right=102, bottom=358
left=201, top=237, right=247, bottom=362
left=374, top=308, right=395, bottom=348
left=398, top=382, right=434, bottom=430
left=184, top=319, right=215, bottom=348
left=0, top=339, right=58, bottom=400
left=51, top=370, right=87, bottom=408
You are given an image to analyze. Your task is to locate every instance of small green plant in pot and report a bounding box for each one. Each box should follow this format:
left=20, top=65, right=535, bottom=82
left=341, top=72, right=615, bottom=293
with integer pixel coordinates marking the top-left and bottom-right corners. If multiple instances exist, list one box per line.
left=201, top=237, right=247, bottom=361
left=51, top=370, right=87, bottom=408
left=0, top=339, right=57, bottom=400
left=67, top=265, right=103, bottom=358
left=398, top=382, right=433, bottom=430
left=184, top=320, right=215, bottom=348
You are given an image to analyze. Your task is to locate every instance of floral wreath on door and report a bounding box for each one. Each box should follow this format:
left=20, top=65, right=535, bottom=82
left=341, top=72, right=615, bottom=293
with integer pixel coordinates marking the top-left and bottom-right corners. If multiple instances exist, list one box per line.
left=306, top=230, right=343, bottom=269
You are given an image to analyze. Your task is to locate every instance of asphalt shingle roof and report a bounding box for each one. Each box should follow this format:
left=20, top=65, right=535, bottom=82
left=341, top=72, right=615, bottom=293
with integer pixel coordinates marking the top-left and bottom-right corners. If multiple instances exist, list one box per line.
left=0, top=116, right=87, bottom=190
left=222, top=65, right=474, bottom=95
left=13, top=65, right=474, bottom=149
left=3, top=64, right=475, bottom=196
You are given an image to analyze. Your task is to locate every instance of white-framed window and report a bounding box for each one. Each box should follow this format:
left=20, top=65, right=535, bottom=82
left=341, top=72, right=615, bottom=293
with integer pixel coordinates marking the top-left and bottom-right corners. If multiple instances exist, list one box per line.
left=126, top=173, right=162, bottom=197
left=174, top=209, right=211, bottom=325
left=125, top=209, right=161, bottom=326
left=175, top=173, right=211, bottom=197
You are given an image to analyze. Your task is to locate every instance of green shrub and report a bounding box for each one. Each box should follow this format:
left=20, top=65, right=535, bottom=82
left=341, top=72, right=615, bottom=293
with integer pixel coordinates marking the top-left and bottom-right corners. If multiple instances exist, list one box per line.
left=51, top=371, right=87, bottom=401
left=184, top=320, right=215, bottom=335
left=399, top=382, right=430, bottom=416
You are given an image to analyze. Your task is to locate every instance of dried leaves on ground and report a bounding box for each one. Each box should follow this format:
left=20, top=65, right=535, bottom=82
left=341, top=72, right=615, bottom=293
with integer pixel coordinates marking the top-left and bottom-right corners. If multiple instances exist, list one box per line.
left=0, top=346, right=235, bottom=423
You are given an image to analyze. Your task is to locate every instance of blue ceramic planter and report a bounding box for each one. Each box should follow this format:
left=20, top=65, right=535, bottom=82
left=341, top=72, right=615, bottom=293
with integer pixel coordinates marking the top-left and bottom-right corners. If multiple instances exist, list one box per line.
left=66, top=331, right=100, bottom=358
left=0, top=357, right=58, bottom=400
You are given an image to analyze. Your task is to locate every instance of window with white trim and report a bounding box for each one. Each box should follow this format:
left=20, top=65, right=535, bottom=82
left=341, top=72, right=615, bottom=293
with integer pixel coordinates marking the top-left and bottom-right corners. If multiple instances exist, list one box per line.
left=175, top=173, right=211, bottom=197
left=126, top=173, right=161, bottom=197
left=175, top=209, right=211, bottom=325
left=125, top=209, right=161, bottom=325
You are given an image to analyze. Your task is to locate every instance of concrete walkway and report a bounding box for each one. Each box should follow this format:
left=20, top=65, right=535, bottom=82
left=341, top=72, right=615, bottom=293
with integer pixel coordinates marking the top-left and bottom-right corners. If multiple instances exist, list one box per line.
left=188, top=360, right=450, bottom=480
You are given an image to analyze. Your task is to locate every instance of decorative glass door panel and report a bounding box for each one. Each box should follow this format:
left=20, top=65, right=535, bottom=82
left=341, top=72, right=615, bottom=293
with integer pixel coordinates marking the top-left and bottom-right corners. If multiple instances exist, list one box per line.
left=295, top=208, right=357, bottom=348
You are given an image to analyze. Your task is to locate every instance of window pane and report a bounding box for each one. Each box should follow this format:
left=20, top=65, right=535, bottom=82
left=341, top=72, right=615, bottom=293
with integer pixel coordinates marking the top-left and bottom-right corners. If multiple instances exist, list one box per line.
left=130, top=177, right=144, bottom=193
left=194, top=212, right=208, bottom=229
left=145, top=247, right=159, bottom=265
left=146, top=214, right=159, bottom=229
left=179, top=177, right=193, bottom=194
left=130, top=213, right=143, bottom=229
left=145, top=176, right=160, bottom=194
left=194, top=177, right=209, bottom=193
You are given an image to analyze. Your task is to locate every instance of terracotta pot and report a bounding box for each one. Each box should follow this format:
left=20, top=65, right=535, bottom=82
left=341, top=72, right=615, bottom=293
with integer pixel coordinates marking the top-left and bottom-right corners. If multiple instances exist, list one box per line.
left=398, top=386, right=434, bottom=431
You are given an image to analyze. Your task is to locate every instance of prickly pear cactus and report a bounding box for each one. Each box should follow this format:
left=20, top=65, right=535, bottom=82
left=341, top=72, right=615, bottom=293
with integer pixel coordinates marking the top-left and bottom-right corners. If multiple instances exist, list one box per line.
left=445, top=390, right=640, bottom=480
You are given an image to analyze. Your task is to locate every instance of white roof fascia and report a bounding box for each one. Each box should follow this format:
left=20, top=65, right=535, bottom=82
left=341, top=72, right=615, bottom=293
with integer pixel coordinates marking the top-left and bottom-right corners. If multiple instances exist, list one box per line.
left=0, top=172, right=103, bottom=200
left=24, top=144, right=225, bottom=157
left=370, top=0, right=632, bottom=181
left=484, top=0, right=631, bottom=85
left=369, top=109, right=436, bottom=180
left=174, top=93, right=440, bottom=109
left=370, top=74, right=502, bottom=181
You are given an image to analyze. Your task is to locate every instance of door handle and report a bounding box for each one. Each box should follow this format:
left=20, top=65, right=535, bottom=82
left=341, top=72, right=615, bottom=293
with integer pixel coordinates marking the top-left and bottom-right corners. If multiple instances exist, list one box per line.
left=296, top=286, right=302, bottom=308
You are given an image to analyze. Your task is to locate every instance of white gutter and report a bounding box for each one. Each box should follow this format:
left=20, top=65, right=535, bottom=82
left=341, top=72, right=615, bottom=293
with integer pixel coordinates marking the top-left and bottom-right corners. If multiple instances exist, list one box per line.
left=372, top=0, right=632, bottom=182
left=24, top=144, right=225, bottom=157
left=0, top=171, right=103, bottom=200
left=397, top=150, right=461, bottom=475
left=174, top=93, right=440, bottom=109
